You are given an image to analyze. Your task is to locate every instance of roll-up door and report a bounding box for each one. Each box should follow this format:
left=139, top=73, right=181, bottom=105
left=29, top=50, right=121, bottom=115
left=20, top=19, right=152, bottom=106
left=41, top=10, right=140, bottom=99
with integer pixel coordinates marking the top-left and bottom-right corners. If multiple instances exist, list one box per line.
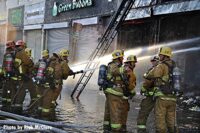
left=26, top=30, right=42, bottom=62
left=0, top=26, right=6, bottom=63
left=75, top=25, right=99, bottom=62
left=47, top=28, right=69, bottom=55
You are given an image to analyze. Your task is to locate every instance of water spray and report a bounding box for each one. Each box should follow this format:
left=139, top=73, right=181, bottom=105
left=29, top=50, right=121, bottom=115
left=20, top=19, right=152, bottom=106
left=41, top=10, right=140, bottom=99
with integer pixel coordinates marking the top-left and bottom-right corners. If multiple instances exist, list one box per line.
left=71, top=38, right=200, bottom=71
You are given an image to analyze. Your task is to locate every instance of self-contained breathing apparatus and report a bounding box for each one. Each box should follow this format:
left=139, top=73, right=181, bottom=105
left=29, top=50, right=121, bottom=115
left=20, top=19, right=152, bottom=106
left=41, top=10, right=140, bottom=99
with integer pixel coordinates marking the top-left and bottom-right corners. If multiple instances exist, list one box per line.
left=32, top=60, right=48, bottom=84
left=98, top=64, right=131, bottom=98
left=157, top=62, right=182, bottom=96
left=98, top=65, right=108, bottom=90
left=4, top=53, right=15, bottom=77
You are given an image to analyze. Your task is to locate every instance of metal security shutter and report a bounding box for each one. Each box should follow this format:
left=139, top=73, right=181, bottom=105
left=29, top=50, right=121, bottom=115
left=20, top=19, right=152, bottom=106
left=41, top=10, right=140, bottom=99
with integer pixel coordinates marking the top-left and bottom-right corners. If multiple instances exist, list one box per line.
left=75, top=25, right=99, bottom=62
left=26, top=30, right=42, bottom=62
left=0, top=26, right=6, bottom=64
left=47, top=28, right=69, bottom=55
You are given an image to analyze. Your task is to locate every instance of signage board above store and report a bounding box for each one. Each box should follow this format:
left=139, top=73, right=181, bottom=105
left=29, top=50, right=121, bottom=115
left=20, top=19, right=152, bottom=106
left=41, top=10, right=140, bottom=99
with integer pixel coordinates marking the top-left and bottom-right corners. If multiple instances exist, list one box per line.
left=52, top=0, right=93, bottom=16
left=24, top=2, right=45, bottom=25
left=8, top=6, right=24, bottom=26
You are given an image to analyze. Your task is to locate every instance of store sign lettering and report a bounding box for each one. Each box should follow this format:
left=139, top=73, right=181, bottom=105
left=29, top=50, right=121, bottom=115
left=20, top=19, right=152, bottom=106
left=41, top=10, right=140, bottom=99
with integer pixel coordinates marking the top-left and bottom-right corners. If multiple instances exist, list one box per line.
left=52, top=0, right=93, bottom=16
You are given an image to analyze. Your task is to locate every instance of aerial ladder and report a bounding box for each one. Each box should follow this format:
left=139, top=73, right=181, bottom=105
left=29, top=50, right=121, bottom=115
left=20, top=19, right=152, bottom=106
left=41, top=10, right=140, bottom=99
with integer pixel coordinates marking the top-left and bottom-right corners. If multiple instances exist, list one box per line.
left=71, top=0, right=135, bottom=99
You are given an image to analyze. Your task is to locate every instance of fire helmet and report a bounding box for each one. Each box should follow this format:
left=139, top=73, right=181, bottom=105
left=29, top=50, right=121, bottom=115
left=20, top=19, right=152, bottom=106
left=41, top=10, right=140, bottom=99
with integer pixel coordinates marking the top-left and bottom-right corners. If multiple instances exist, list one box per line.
left=25, top=48, right=32, bottom=57
left=125, top=55, right=137, bottom=63
left=59, top=49, right=69, bottom=57
left=16, top=40, right=25, bottom=47
left=6, top=41, right=15, bottom=49
left=112, top=50, right=124, bottom=60
left=158, top=47, right=172, bottom=57
left=42, top=50, right=49, bottom=57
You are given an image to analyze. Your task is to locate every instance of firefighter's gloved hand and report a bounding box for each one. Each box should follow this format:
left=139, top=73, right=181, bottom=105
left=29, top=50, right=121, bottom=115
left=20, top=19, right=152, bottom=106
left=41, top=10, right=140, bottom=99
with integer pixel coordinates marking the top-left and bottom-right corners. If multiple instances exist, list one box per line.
left=143, top=72, right=148, bottom=79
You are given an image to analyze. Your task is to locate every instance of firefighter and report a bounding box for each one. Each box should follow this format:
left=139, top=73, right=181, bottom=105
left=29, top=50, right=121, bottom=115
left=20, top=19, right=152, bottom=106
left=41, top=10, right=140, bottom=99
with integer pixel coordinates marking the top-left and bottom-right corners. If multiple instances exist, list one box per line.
left=103, top=49, right=128, bottom=132
left=23, top=48, right=38, bottom=112
left=11, top=40, right=34, bottom=114
left=31, top=50, right=50, bottom=114
left=1, top=41, right=17, bottom=112
left=51, top=49, right=74, bottom=106
left=121, top=55, right=137, bottom=132
left=39, top=53, right=62, bottom=118
left=144, top=47, right=177, bottom=133
left=137, top=56, right=159, bottom=133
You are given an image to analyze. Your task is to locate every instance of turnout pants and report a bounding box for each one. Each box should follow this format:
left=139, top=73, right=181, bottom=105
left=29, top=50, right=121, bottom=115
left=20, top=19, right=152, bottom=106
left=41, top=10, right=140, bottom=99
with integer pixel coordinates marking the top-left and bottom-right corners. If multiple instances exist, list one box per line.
left=104, top=93, right=123, bottom=132
left=1, top=78, right=17, bottom=112
left=155, top=97, right=176, bottom=133
left=121, top=98, right=130, bottom=131
left=137, top=96, right=155, bottom=132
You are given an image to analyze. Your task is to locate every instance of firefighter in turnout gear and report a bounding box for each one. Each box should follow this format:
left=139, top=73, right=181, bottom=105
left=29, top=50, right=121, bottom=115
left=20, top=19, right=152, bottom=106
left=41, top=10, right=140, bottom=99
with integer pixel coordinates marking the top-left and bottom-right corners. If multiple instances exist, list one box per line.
left=137, top=56, right=159, bottom=133
left=144, top=47, right=177, bottom=133
left=51, top=49, right=74, bottom=106
left=121, top=55, right=137, bottom=132
left=23, top=48, right=38, bottom=112
left=32, top=50, right=50, bottom=114
left=39, top=53, right=62, bottom=118
left=11, top=40, right=34, bottom=114
left=1, top=41, right=16, bottom=112
left=103, top=49, right=128, bottom=132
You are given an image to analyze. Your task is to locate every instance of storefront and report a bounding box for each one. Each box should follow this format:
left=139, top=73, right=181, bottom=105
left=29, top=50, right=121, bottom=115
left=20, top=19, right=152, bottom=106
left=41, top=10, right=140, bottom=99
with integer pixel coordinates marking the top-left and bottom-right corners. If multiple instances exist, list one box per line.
left=24, top=1, right=45, bottom=62
left=118, top=0, right=200, bottom=87
left=44, top=0, right=118, bottom=63
left=43, top=22, right=70, bottom=55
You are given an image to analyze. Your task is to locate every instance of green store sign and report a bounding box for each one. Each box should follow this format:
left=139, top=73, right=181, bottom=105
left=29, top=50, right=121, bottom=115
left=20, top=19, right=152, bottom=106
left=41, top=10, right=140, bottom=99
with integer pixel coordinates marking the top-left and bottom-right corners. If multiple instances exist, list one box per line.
left=52, top=0, right=93, bottom=16
left=9, top=8, right=23, bottom=26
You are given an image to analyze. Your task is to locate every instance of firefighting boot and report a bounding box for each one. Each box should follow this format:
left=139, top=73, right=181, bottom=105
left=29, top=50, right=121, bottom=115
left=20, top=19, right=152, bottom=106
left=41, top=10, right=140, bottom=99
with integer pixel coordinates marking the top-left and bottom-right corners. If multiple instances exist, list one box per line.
left=11, top=106, right=23, bottom=115
left=137, top=128, right=147, bottom=133
left=103, top=124, right=111, bottom=133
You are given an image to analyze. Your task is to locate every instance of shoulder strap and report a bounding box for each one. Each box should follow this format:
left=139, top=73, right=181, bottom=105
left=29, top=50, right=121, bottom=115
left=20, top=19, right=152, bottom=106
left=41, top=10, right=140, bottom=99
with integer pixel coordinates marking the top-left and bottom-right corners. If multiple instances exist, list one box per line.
left=162, top=61, right=175, bottom=74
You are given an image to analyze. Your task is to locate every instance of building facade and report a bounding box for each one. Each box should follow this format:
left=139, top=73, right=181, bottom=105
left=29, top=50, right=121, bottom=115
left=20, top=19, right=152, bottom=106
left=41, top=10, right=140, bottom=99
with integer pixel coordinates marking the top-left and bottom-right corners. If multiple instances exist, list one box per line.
left=118, top=0, right=200, bottom=87
left=44, top=0, right=119, bottom=63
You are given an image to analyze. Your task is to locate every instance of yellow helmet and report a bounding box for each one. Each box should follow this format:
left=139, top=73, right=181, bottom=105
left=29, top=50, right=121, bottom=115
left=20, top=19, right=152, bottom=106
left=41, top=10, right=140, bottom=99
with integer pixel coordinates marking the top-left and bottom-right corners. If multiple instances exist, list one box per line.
left=125, top=55, right=137, bottom=63
left=42, top=50, right=49, bottom=57
left=158, top=47, right=172, bottom=57
left=25, top=48, right=32, bottom=57
left=59, top=49, right=69, bottom=57
left=112, top=50, right=124, bottom=60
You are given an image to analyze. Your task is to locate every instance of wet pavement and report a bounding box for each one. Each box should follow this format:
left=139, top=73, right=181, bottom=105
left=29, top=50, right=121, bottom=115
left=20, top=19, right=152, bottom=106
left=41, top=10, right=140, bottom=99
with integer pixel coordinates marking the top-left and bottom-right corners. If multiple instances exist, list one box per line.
left=0, top=77, right=200, bottom=133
